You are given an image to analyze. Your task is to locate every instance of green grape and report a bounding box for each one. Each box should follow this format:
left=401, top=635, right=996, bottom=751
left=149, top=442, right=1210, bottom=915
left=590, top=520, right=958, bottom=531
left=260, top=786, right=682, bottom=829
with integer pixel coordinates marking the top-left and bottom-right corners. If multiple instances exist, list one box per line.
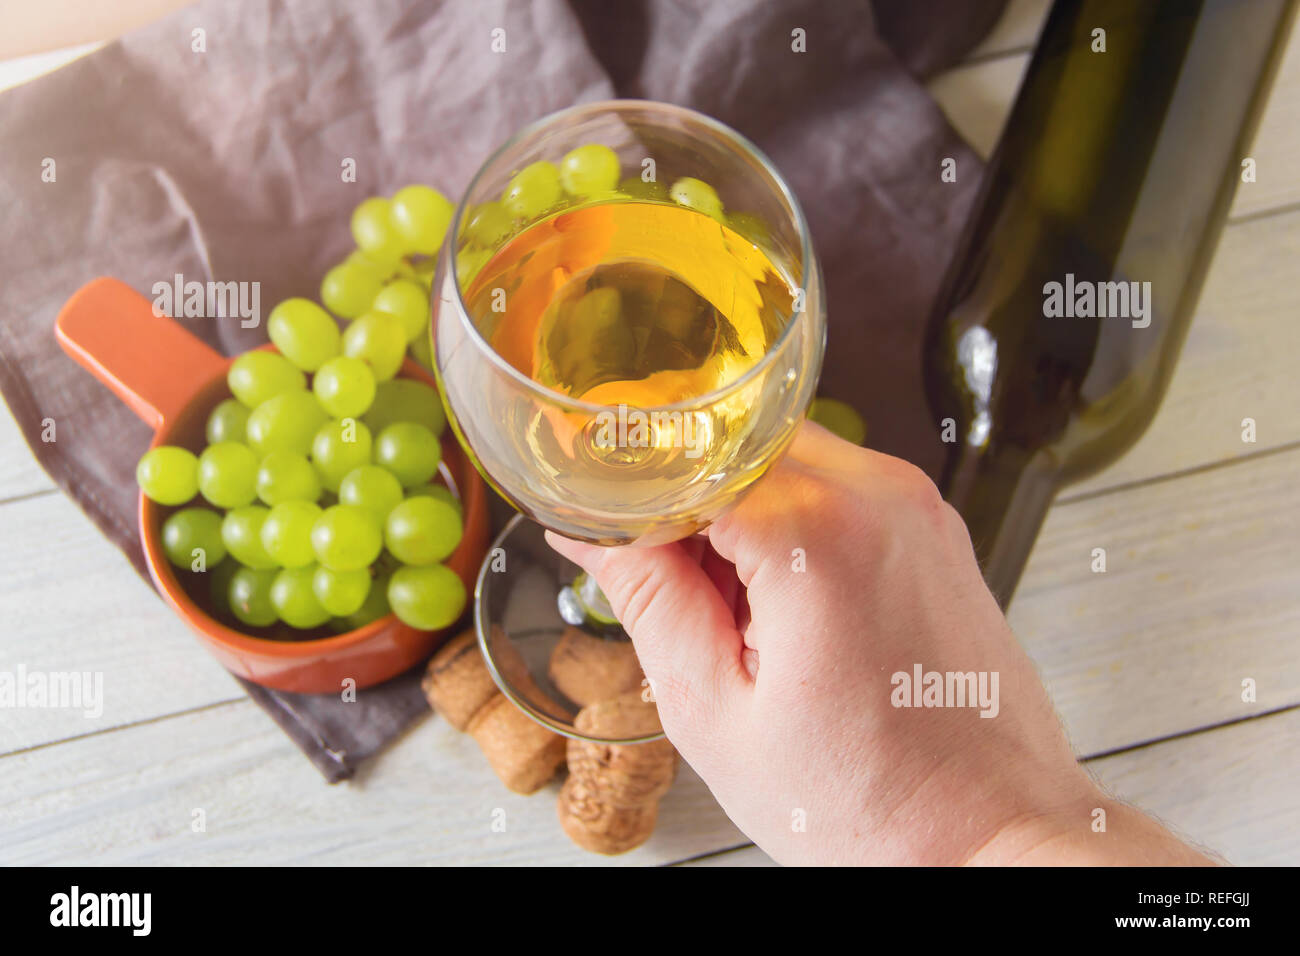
left=336, top=569, right=392, bottom=630
left=807, top=397, right=868, bottom=446
left=136, top=445, right=199, bottom=505
left=161, top=507, right=227, bottom=570
left=227, top=351, right=306, bottom=407
left=267, top=298, right=342, bottom=372
left=311, top=504, right=383, bottom=571
left=669, top=177, right=724, bottom=219
left=384, top=496, right=462, bottom=566
left=560, top=143, right=620, bottom=197
left=205, top=399, right=251, bottom=445
left=311, top=418, right=374, bottom=493
left=228, top=566, right=279, bottom=627
left=373, top=548, right=403, bottom=575
left=413, top=258, right=437, bottom=292
left=311, top=565, right=372, bottom=617
left=246, top=391, right=330, bottom=458
left=618, top=175, right=669, bottom=201
left=407, top=482, right=462, bottom=516
left=726, top=211, right=772, bottom=248
left=208, top=558, right=238, bottom=618
left=255, top=450, right=321, bottom=505
left=270, top=565, right=332, bottom=629
left=391, top=185, right=454, bottom=255
left=347, top=250, right=393, bottom=280
left=342, top=310, right=407, bottom=382
left=197, top=441, right=259, bottom=509
left=456, top=248, right=493, bottom=288
left=221, top=506, right=277, bottom=570
left=503, top=161, right=563, bottom=220
left=464, top=201, right=512, bottom=247
left=260, top=500, right=322, bottom=568
left=338, top=464, right=404, bottom=523
left=409, top=330, right=433, bottom=370
left=351, top=196, right=406, bottom=264
left=374, top=422, right=441, bottom=488
left=362, top=378, right=446, bottom=437
left=320, top=258, right=383, bottom=320
left=371, top=279, right=429, bottom=343
left=388, top=564, right=466, bottom=631
left=313, top=355, right=377, bottom=419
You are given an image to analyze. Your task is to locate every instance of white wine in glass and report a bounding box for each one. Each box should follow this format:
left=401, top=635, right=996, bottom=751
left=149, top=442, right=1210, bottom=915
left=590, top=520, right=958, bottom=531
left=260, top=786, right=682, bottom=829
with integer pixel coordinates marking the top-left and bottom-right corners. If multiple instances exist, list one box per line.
left=435, top=101, right=825, bottom=547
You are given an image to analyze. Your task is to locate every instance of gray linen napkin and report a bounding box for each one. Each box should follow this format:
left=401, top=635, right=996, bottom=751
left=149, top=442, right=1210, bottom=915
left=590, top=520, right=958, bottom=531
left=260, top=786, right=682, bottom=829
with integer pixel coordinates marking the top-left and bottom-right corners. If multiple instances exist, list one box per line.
left=0, top=0, right=1004, bottom=780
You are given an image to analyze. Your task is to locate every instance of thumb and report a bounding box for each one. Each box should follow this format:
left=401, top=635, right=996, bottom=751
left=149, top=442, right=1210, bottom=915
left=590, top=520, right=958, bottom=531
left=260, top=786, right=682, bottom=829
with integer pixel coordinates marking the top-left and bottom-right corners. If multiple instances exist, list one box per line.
left=544, top=532, right=751, bottom=738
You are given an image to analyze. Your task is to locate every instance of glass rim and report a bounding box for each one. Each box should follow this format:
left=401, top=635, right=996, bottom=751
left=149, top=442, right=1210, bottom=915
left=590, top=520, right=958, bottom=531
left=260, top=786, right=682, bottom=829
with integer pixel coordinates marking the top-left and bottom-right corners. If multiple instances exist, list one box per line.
left=444, top=98, right=820, bottom=417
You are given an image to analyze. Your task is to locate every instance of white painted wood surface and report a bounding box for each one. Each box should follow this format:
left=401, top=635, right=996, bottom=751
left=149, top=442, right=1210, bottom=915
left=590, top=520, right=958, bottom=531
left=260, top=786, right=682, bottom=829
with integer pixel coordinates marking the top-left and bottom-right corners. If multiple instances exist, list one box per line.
left=1, top=0, right=1296, bottom=866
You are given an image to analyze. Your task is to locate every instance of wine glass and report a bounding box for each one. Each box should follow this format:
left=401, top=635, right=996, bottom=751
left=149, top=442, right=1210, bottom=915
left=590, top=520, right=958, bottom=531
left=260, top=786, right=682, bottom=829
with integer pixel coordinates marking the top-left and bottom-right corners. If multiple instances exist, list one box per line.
left=432, top=100, right=825, bottom=742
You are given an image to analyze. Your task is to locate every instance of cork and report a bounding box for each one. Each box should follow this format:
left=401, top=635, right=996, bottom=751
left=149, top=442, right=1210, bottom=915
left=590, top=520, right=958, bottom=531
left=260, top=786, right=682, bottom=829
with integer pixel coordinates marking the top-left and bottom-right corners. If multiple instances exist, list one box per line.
left=566, top=691, right=678, bottom=807
left=547, top=626, right=644, bottom=708
left=557, top=773, right=659, bottom=855
left=466, top=693, right=567, bottom=795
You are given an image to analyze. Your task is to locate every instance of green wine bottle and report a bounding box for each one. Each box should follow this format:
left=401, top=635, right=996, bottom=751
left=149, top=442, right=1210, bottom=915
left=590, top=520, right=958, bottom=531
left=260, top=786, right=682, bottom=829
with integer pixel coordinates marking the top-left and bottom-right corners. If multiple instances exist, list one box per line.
left=924, top=0, right=1296, bottom=608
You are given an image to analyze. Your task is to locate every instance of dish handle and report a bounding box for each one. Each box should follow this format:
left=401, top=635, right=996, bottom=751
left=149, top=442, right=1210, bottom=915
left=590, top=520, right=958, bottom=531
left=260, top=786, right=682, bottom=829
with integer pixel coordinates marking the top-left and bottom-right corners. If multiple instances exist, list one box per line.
left=55, top=277, right=227, bottom=431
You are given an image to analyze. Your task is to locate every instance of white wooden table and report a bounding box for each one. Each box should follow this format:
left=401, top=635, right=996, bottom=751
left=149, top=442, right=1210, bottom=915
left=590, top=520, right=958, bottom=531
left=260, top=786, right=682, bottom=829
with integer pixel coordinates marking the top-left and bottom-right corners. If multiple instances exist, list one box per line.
left=2, top=1, right=1298, bottom=865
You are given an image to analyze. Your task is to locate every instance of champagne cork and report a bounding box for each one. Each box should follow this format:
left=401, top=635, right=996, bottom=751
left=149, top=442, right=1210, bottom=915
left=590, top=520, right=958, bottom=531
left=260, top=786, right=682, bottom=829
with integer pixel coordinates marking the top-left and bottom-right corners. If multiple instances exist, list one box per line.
left=423, top=627, right=572, bottom=730
left=557, top=691, right=679, bottom=854
left=567, top=692, right=678, bottom=807
left=547, top=626, right=644, bottom=708
left=558, top=773, right=659, bottom=855
left=423, top=628, right=568, bottom=795
left=467, top=694, right=567, bottom=795
left=421, top=630, right=500, bottom=731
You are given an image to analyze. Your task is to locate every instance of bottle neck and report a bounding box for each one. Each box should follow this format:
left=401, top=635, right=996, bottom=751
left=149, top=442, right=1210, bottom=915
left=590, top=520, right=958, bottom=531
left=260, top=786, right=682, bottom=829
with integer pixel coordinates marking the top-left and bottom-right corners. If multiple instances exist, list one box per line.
left=943, top=441, right=1059, bottom=609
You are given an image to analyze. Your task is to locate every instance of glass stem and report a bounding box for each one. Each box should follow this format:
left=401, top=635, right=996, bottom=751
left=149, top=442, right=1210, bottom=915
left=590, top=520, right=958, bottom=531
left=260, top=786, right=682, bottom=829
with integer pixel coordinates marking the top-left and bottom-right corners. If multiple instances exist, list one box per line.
left=557, top=571, right=620, bottom=629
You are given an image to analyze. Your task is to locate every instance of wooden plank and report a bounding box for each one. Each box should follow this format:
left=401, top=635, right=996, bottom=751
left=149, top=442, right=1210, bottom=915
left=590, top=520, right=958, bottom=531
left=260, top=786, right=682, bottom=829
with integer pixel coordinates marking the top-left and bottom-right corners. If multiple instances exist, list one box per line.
left=1087, top=708, right=1300, bottom=866
left=0, top=396, right=55, bottom=501
left=675, top=844, right=776, bottom=867
left=0, top=492, right=245, bottom=755
left=965, top=0, right=1049, bottom=61
left=0, top=42, right=101, bottom=92
left=1065, top=209, right=1300, bottom=498
left=0, top=699, right=746, bottom=865
left=0, top=0, right=190, bottom=60
left=1233, top=15, right=1300, bottom=219
left=1010, top=445, right=1300, bottom=758
left=928, top=23, right=1300, bottom=220
left=3, top=668, right=1291, bottom=866
left=928, top=53, right=1028, bottom=159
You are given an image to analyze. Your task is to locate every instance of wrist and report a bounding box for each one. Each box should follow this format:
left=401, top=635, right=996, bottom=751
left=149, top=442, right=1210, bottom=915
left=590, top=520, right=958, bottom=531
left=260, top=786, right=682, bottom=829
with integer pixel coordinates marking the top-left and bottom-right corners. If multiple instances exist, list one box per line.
left=965, top=789, right=1216, bottom=866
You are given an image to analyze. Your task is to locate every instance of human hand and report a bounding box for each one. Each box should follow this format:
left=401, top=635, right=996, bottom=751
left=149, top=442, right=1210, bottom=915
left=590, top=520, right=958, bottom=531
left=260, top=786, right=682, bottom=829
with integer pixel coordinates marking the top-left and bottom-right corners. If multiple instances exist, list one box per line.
left=547, top=422, right=1209, bottom=865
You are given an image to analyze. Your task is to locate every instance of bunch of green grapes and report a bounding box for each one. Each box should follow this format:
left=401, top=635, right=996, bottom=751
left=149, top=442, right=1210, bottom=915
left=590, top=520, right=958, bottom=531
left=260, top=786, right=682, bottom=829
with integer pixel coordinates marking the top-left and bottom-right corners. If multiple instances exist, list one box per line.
left=137, top=299, right=466, bottom=637
left=452, top=143, right=770, bottom=287
left=319, top=184, right=457, bottom=370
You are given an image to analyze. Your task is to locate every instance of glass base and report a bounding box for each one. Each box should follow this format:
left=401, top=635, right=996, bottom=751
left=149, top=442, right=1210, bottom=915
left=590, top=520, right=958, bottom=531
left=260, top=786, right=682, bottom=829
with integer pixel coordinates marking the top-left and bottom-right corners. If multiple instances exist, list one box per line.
left=474, top=514, right=665, bottom=745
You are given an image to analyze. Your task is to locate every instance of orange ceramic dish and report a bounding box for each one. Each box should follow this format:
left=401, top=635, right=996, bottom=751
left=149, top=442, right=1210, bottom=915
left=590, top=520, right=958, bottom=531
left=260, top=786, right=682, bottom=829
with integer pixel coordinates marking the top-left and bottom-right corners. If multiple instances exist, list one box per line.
left=55, top=277, right=488, bottom=693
